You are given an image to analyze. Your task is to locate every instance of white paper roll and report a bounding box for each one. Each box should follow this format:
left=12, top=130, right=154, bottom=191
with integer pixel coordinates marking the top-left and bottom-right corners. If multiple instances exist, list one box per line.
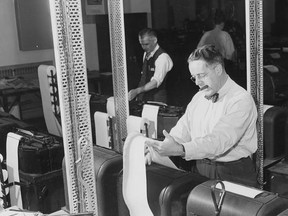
left=148, top=146, right=179, bottom=170
left=142, top=104, right=159, bottom=139
left=122, top=133, right=179, bottom=216
left=6, top=132, right=23, bottom=208
left=106, top=97, right=115, bottom=117
left=127, top=115, right=142, bottom=134
left=123, top=132, right=154, bottom=216
left=126, top=115, right=150, bottom=135
left=94, top=111, right=110, bottom=148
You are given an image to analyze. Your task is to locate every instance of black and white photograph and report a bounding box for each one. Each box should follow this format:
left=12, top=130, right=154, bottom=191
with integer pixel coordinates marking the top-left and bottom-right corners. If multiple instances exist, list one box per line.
left=0, top=0, right=288, bottom=215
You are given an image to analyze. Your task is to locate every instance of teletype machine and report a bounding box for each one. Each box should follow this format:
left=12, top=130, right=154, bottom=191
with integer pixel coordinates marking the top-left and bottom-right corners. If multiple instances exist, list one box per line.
left=2, top=0, right=284, bottom=215
left=51, top=0, right=281, bottom=215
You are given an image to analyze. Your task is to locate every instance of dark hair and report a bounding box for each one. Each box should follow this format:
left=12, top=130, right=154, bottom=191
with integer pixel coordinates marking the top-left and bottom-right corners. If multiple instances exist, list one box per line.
left=188, top=44, right=224, bottom=67
left=139, top=28, right=158, bottom=39
left=214, top=9, right=226, bottom=25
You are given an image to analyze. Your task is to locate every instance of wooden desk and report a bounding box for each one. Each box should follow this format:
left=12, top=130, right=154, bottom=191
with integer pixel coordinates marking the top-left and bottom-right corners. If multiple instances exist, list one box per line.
left=0, top=87, right=39, bottom=112
left=0, top=78, right=40, bottom=119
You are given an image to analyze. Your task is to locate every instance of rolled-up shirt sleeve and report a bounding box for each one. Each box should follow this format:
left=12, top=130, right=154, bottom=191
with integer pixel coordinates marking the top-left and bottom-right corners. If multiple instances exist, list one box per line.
left=151, top=53, right=173, bottom=87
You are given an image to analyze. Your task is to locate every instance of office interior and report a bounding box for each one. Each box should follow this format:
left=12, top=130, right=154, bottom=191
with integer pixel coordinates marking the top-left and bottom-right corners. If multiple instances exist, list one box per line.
left=1, top=0, right=288, bottom=215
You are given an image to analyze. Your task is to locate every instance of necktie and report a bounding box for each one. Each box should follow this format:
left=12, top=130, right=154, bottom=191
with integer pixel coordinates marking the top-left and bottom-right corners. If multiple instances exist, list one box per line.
left=205, top=93, right=219, bottom=103
left=138, top=53, right=149, bottom=87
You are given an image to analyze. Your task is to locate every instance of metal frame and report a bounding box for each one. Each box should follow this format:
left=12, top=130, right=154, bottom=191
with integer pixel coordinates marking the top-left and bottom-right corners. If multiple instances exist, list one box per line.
left=245, top=0, right=264, bottom=188
left=49, top=0, right=98, bottom=214
left=47, top=0, right=265, bottom=214
left=107, top=0, right=129, bottom=153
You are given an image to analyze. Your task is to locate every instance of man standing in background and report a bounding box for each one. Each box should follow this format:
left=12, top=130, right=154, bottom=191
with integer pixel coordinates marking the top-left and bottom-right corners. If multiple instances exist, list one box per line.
left=128, top=28, right=173, bottom=104
left=197, top=9, right=236, bottom=62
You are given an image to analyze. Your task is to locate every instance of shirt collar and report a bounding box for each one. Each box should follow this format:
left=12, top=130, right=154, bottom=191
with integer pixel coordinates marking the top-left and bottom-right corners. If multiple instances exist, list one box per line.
left=146, top=44, right=159, bottom=60
left=217, top=76, right=233, bottom=100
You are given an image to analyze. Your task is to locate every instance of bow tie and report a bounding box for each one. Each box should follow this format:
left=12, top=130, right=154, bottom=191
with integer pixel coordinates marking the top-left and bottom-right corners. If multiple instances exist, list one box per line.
left=205, top=93, right=219, bottom=103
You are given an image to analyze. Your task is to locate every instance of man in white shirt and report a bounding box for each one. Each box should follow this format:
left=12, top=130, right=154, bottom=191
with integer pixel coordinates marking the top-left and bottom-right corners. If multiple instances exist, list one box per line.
left=146, top=44, right=258, bottom=187
left=197, top=9, right=235, bottom=61
left=128, top=28, right=173, bottom=103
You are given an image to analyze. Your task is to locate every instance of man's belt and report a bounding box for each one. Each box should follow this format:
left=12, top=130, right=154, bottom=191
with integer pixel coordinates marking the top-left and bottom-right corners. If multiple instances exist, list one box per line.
left=201, top=157, right=249, bottom=166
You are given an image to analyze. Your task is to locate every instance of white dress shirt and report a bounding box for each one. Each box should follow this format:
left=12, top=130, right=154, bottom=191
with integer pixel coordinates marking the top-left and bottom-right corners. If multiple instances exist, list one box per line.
left=144, top=44, right=173, bottom=87
left=170, top=77, right=258, bottom=162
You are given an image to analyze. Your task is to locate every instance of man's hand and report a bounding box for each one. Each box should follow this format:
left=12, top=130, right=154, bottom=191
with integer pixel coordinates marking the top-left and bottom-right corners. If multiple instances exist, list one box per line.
left=145, top=130, right=184, bottom=157
left=145, top=145, right=153, bottom=165
left=128, top=89, right=139, bottom=101
left=128, top=80, right=157, bottom=101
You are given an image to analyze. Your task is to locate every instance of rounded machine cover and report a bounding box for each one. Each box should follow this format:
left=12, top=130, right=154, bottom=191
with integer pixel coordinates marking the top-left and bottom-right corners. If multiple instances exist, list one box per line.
left=186, top=180, right=288, bottom=216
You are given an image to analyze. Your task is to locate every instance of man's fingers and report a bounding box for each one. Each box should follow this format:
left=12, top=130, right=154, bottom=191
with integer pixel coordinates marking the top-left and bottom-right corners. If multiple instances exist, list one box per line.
left=144, top=145, right=149, bottom=154
left=145, top=152, right=152, bottom=165
left=145, top=139, right=159, bottom=148
left=128, top=94, right=133, bottom=101
left=163, top=130, right=173, bottom=139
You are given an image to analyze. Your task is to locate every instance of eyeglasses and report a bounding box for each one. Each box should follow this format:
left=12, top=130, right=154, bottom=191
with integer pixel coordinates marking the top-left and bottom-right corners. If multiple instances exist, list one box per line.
left=190, top=72, right=209, bottom=83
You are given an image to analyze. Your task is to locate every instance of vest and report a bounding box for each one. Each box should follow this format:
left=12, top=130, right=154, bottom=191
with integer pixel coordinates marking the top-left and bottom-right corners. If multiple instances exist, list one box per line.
left=137, top=47, right=168, bottom=103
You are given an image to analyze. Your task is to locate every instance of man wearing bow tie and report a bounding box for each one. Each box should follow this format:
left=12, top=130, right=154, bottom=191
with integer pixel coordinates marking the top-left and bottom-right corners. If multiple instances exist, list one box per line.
left=146, top=44, right=258, bottom=187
